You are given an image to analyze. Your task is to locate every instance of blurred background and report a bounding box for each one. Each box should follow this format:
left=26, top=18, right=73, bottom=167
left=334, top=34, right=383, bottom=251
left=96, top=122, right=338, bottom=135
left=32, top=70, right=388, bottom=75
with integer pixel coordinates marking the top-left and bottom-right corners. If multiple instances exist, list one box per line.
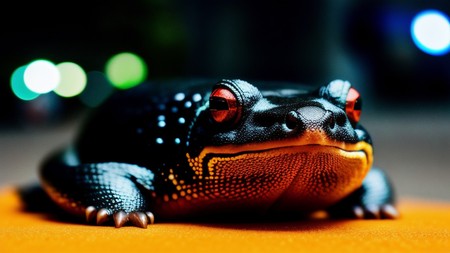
left=0, top=0, right=449, bottom=202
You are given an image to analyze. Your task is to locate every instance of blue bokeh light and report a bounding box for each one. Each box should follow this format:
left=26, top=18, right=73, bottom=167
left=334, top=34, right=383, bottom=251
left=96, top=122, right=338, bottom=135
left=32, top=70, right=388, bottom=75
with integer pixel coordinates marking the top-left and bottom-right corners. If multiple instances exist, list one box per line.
left=411, top=9, right=450, bottom=56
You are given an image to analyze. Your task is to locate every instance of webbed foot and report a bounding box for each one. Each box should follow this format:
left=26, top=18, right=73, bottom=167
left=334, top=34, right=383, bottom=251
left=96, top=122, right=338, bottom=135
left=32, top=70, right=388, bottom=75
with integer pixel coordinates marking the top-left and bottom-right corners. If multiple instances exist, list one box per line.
left=85, top=206, right=155, bottom=228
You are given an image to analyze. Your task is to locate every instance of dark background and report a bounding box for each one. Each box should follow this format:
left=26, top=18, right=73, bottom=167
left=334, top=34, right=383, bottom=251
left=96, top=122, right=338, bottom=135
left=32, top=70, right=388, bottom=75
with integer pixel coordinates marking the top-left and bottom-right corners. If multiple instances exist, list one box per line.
left=1, top=0, right=449, bottom=201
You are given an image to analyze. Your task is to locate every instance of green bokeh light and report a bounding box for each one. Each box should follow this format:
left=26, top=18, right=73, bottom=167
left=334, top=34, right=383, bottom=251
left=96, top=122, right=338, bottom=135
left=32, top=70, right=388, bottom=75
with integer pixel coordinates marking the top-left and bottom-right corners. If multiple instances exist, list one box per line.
left=54, top=62, right=87, bottom=98
left=11, top=65, right=40, bottom=101
left=105, top=52, right=148, bottom=89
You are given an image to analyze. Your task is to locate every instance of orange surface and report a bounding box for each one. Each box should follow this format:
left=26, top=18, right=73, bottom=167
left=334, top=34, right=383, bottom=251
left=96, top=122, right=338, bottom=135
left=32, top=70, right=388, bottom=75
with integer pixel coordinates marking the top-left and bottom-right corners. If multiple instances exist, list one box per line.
left=0, top=187, right=449, bottom=253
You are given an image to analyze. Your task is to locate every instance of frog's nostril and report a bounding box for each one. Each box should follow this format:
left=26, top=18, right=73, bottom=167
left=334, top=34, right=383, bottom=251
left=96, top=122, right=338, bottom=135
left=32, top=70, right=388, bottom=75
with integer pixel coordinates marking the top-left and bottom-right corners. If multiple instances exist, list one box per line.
left=328, top=115, right=336, bottom=129
left=285, top=106, right=344, bottom=134
left=285, top=111, right=300, bottom=130
left=336, top=113, right=347, bottom=126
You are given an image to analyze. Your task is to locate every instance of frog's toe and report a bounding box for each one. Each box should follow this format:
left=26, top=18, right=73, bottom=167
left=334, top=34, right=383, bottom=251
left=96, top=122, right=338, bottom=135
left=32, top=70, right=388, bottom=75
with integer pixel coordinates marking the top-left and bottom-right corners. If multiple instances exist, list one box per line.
left=380, top=204, right=399, bottom=219
left=118, top=211, right=155, bottom=228
left=85, top=206, right=155, bottom=228
left=96, top=208, right=111, bottom=224
left=364, top=205, right=382, bottom=219
left=85, top=206, right=112, bottom=224
left=85, top=206, right=100, bottom=223
left=351, top=204, right=398, bottom=219
left=113, top=211, right=128, bottom=228
left=351, top=205, right=365, bottom=219
left=128, top=212, right=148, bottom=228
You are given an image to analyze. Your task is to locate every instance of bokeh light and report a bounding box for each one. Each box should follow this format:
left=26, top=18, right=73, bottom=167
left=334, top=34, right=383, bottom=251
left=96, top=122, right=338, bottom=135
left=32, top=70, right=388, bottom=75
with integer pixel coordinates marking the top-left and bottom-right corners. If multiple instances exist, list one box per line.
left=105, top=52, right=148, bottom=89
left=10, top=65, right=40, bottom=101
left=411, top=9, right=450, bottom=56
left=23, top=59, right=60, bottom=93
left=79, top=71, right=115, bottom=107
left=54, top=62, right=87, bottom=98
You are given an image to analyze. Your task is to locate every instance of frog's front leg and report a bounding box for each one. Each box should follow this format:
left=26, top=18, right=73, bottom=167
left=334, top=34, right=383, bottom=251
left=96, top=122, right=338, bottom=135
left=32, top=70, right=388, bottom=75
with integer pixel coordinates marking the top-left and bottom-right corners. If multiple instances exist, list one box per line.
left=39, top=149, right=156, bottom=228
left=327, top=167, right=399, bottom=219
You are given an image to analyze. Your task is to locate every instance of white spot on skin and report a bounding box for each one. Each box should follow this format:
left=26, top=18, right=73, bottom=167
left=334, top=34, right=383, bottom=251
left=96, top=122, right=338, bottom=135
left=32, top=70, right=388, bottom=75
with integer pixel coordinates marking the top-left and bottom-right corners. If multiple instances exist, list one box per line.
left=156, top=138, right=164, bottom=144
left=174, top=93, right=185, bottom=101
left=158, top=115, right=165, bottom=121
left=175, top=138, right=181, bottom=144
left=178, top=117, right=185, bottom=124
left=184, top=101, right=192, bottom=108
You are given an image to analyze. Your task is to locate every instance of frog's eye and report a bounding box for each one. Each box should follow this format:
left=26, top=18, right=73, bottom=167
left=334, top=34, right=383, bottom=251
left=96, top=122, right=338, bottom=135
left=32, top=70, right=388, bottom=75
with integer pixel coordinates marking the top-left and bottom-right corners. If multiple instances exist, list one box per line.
left=209, top=87, right=241, bottom=124
left=345, top=87, right=362, bottom=123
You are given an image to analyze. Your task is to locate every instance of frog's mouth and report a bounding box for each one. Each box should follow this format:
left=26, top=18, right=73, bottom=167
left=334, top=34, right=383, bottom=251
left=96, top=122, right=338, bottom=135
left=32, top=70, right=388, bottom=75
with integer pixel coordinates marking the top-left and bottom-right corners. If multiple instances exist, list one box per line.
left=191, top=134, right=373, bottom=172
left=186, top=136, right=373, bottom=212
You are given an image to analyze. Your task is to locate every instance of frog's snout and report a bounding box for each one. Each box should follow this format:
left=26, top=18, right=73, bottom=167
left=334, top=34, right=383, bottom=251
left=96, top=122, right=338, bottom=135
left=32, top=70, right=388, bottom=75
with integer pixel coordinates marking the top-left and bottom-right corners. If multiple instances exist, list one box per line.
left=284, top=106, right=347, bottom=134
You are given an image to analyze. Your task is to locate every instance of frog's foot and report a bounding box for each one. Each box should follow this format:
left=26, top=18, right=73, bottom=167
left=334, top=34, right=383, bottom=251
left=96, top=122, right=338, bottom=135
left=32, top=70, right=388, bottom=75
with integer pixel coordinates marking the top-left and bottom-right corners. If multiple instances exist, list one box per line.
left=327, top=203, right=398, bottom=220
left=328, top=168, right=398, bottom=220
left=349, top=203, right=399, bottom=219
left=85, top=206, right=155, bottom=228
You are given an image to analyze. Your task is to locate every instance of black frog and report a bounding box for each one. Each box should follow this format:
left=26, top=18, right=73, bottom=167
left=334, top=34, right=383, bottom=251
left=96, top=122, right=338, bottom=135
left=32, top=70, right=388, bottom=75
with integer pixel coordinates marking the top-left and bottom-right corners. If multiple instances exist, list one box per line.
left=39, top=79, right=397, bottom=228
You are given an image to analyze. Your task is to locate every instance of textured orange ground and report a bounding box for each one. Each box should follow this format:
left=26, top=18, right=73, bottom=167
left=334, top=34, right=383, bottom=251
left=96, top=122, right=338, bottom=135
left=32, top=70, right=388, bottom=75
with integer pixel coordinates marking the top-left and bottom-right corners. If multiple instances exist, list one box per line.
left=0, top=187, right=449, bottom=253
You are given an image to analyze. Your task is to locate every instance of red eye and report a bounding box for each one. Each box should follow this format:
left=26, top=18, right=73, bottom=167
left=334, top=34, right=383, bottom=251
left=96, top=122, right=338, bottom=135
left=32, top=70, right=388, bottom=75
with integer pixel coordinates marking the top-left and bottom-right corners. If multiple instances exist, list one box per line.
left=209, top=87, right=240, bottom=124
left=345, top=87, right=362, bottom=123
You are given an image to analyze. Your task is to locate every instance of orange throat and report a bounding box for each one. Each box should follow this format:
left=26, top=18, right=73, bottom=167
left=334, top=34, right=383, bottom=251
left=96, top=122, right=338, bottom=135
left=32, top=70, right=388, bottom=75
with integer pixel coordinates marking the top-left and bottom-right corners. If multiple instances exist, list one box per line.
left=178, top=138, right=373, bottom=215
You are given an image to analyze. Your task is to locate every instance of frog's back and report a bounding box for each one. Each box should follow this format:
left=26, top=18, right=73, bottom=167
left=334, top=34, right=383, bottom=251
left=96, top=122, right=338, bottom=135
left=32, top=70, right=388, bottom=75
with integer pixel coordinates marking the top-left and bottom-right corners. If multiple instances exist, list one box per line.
left=75, top=79, right=212, bottom=167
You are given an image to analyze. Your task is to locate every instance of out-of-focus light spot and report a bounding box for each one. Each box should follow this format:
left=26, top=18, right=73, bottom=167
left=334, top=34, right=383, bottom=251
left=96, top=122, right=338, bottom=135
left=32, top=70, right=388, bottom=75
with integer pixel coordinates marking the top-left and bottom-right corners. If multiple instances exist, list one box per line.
left=11, top=65, right=40, bottom=101
left=105, top=52, right=148, bottom=89
left=54, top=62, right=87, bottom=98
left=24, top=59, right=60, bottom=93
left=192, top=93, right=202, bottom=102
left=79, top=71, right=115, bottom=107
left=158, top=121, right=166, bottom=128
left=174, top=92, right=185, bottom=101
left=411, top=10, right=450, bottom=56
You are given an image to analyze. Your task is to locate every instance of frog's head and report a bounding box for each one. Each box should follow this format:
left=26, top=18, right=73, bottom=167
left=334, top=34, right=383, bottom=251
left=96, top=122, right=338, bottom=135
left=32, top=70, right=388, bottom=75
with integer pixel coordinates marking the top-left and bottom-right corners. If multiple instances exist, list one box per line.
left=186, top=79, right=373, bottom=212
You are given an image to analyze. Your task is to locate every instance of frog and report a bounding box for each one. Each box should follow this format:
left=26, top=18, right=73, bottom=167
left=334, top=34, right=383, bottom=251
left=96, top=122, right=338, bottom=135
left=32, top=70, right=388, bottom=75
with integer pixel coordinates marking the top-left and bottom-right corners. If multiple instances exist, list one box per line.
left=39, top=79, right=398, bottom=228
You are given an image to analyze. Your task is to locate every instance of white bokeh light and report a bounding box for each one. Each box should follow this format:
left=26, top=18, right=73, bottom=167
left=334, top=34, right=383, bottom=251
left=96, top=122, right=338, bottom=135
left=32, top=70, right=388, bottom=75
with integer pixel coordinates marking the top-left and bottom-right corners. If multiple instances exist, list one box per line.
left=24, top=59, right=60, bottom=94
left=411, top=10, right=450, bottom=56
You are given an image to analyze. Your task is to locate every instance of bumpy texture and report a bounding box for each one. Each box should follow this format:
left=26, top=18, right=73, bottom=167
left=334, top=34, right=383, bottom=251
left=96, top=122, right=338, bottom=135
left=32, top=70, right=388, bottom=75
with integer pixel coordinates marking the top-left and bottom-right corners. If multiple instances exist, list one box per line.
left=39, top=79, right=396, bottom=228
